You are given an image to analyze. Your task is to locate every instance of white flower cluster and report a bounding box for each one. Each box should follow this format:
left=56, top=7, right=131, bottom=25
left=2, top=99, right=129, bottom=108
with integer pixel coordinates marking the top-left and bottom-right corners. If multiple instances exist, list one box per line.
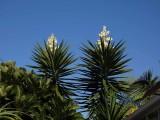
left=97, top=26, right=113, bottom=47
left=47, top=33, right=57, bottom=51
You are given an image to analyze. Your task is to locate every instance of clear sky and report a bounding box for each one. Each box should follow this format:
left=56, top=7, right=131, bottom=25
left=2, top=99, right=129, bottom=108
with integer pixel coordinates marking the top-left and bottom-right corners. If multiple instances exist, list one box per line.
left=0, top=0, right=160, bottom=77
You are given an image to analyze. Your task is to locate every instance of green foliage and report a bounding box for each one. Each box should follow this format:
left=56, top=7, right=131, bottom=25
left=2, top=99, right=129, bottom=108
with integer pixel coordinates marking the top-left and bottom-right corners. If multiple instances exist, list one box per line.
left=1, top=32, right=159, bottom=120
left=77, top=39, right=131, bottom=110
left=43, top=96, right=84, bottom=120
left=0, top=101, right=32, bottom=120
left=89, top=91, right=131, bottom=120
left=0, top=61, right=84, bottom=119
left=28, top=41, right=77, bottom=98
left=130, top=70, right=159, bottom=105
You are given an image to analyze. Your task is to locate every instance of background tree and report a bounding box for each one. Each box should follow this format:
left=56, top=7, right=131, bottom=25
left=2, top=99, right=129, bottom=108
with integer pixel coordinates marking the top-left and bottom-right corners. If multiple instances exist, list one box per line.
left=130, top=70, right=159, bottom=105
left=0, top=61, right=40, bottom=119
left=0, top=60, right=83, bottom=119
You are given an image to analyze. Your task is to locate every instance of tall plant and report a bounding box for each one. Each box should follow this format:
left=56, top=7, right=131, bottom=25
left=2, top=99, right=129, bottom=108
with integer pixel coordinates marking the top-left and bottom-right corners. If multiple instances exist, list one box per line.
left=29, top=34, right=77, bottom=98
left=28, top=34, right=84, bottom=119
left=78, top=26, right=131, bottom=110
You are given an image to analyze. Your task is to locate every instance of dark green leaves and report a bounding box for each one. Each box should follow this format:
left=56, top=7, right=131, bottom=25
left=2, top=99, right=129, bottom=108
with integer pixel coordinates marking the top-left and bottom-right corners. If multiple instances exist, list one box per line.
left=130, top=70, right=160, bottom=105
left=0, top=33, right=137, bottom=120
left=28, top=41, right=77, bottom=97
left=77, top=39, right=131, bottom=109
left=89, top=91, right=131, bottom=120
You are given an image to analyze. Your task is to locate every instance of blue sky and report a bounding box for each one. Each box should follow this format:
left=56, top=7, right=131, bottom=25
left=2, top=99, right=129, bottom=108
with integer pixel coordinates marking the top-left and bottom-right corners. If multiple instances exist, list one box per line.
left=0, top=0, right=160, bottom=77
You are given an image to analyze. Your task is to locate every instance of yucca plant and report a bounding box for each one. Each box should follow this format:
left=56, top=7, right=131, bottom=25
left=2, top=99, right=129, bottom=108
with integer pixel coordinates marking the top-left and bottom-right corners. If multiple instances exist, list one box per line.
left=28, top=34, right=85, bottom=119
left=28, top=34, right=77, bottom=98
left=77, top=26, right=131, bottom=110
left=89, top=90, right=131, bottom=120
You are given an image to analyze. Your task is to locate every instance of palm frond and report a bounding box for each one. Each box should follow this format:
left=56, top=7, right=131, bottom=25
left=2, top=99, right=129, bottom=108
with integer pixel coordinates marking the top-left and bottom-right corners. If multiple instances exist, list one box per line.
left=130, top=70, right=159, bottom=105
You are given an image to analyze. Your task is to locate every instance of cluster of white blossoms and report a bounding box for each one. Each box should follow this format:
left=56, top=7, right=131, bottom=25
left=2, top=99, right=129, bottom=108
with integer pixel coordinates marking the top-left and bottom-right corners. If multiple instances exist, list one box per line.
left=47, top=33, right=57, bottom=51
left=97, top=26, right=113, bottom=47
